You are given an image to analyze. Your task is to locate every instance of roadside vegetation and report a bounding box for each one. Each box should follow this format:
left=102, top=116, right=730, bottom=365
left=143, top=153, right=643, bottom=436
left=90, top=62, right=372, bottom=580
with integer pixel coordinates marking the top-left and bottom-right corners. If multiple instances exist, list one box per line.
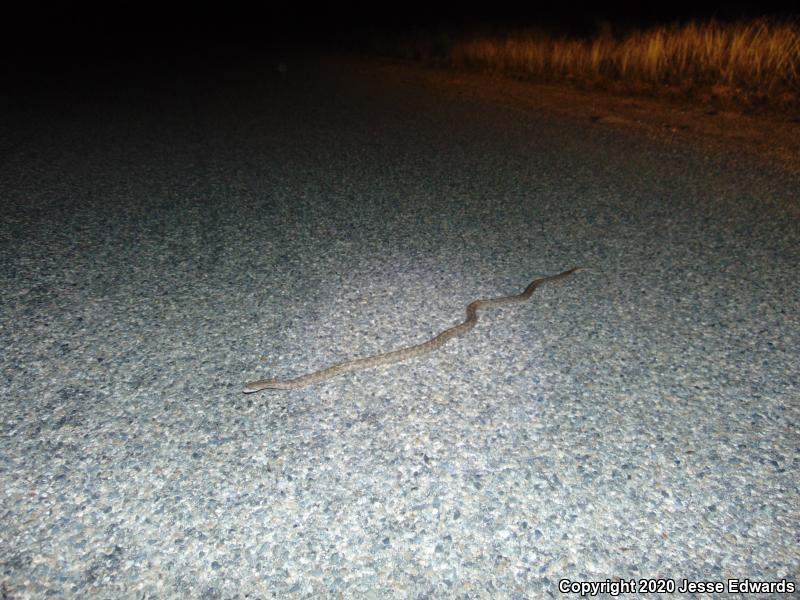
left=369, top=18, right=800, bottom=114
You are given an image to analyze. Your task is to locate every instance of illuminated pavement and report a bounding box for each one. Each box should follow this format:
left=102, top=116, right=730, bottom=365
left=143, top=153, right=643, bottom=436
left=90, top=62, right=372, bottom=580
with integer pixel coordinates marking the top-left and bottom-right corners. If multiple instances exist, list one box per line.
left=2, top=50, right=798, bottom=597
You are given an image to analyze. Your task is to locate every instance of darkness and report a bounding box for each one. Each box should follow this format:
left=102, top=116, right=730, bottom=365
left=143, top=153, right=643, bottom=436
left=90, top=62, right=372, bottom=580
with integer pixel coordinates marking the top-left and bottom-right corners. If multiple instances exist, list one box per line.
left=1, top=1, right=796, bottom=80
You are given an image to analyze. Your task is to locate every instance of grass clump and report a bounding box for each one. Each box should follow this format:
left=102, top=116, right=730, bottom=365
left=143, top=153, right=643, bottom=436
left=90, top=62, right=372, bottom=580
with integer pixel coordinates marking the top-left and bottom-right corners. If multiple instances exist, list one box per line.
left=380, top=19, right=800, bottom=113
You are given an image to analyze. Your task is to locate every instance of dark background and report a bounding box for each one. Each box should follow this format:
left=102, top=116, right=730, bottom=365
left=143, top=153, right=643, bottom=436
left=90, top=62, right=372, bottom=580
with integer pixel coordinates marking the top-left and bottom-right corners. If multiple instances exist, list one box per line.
left=1, top=1, right=797, bottom=78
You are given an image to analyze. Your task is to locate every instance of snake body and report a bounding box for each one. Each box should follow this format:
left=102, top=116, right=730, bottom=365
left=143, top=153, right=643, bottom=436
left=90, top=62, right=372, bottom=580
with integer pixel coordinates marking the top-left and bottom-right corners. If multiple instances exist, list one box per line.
left=243, top=267, right=580, bottom=393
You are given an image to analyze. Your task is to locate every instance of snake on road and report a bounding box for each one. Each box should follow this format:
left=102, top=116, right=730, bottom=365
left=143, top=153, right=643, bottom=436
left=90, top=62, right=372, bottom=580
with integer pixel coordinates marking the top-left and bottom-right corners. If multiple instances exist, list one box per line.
left=244, top=267, right=581, bottom=393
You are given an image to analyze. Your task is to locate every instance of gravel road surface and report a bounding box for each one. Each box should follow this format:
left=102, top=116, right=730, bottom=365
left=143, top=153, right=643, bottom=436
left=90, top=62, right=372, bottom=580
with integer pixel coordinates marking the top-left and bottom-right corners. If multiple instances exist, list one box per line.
left=2, top=49, right=798, bottom=598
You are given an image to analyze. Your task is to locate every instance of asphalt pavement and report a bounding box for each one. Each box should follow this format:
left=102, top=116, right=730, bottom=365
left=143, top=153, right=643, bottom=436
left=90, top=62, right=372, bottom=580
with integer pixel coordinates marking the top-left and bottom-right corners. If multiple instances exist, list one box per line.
left=1, top=49, right=798, bottom=598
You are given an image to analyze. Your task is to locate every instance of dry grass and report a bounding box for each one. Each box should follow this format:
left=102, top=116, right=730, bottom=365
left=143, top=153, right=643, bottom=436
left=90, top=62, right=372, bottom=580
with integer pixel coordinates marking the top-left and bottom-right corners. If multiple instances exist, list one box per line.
left=379, top=19, right=800, bottom=112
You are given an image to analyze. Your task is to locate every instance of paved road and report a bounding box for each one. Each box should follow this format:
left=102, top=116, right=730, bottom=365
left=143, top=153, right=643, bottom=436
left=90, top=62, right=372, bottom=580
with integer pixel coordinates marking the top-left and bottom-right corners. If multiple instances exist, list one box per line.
left=2, top=49, right=798, bottom=597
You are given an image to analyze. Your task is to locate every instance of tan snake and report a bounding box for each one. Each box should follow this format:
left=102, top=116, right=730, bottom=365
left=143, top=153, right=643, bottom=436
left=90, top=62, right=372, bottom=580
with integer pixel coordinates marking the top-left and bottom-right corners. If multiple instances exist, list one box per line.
left=243, top=267, right=581, bottom=393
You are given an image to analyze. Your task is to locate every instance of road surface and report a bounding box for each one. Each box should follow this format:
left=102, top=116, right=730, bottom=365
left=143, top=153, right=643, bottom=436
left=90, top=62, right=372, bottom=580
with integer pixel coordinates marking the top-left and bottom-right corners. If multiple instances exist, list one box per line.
left=2, top=49, right=798, bottom=597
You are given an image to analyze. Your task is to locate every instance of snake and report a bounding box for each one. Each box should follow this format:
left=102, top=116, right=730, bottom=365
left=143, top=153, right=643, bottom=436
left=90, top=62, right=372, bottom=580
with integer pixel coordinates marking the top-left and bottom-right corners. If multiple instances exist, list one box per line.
left=243, top=267, right=581, bottom=392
